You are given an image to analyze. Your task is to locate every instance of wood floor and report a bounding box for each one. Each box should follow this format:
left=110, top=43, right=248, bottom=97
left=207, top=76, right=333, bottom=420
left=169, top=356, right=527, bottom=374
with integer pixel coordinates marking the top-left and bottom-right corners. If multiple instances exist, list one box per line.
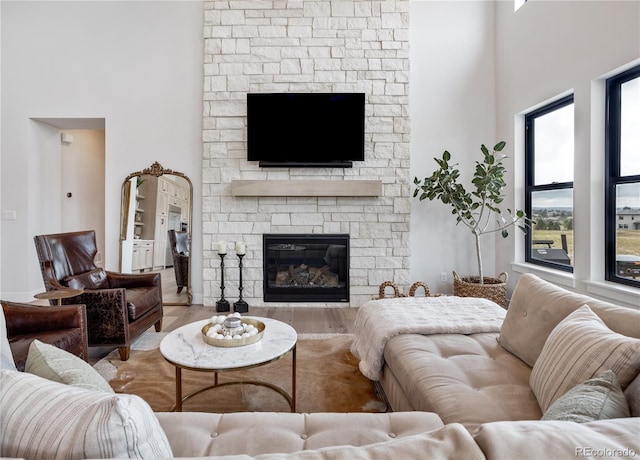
left=162, top=305, right=359, bottom=334
left=89, top=304, right=358, bottom=364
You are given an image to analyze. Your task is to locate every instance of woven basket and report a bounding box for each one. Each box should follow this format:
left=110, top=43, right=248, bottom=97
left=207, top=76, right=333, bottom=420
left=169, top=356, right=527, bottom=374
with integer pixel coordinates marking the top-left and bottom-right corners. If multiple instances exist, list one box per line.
left=377, top=281, right=406, bottom=299
left=409, top=281, right=430, bottom=297
left=452, top=271, right=508, bottom=307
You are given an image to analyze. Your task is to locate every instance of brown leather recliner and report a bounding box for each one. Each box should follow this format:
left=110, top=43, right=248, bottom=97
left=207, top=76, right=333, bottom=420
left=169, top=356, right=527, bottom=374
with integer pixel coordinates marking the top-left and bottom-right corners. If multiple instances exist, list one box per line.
left=168, top=230, right=189, bottom=294
left=34, top=230, right=163, bottom=360
left=2, top=301, right=88, bottom=371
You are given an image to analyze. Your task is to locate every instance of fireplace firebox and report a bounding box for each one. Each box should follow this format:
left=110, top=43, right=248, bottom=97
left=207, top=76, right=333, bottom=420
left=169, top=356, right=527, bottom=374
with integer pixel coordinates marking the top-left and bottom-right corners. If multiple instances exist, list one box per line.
left=263, top=234, right=349, bottom=302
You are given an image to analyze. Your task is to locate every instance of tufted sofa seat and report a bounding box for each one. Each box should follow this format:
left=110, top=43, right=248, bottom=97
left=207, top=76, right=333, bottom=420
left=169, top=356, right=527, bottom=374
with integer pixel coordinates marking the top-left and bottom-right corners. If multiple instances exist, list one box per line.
left=155, top=411, right=450, bottom=458
left=382, top=332, right=540, bottom=429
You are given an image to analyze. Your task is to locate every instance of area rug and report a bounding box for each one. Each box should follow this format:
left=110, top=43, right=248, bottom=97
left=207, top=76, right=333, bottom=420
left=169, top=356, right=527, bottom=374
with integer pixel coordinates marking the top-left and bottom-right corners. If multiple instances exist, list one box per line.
left=95, top=333, right=388, bottom=413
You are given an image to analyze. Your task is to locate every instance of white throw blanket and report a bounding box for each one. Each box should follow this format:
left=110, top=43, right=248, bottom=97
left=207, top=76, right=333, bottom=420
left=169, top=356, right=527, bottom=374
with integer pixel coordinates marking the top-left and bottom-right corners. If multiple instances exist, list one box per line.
left=350, top=296, right=506, bottom=381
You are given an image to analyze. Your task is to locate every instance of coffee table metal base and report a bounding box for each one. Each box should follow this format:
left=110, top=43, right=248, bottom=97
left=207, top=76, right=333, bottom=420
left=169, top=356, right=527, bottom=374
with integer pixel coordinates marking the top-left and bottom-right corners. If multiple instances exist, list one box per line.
left=171, top=345, right=296, bottom=412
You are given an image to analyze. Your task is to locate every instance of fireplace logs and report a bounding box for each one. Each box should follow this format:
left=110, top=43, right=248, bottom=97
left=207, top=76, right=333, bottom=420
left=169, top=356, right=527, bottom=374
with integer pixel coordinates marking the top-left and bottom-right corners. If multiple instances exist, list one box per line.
left=275, top=264, right=340, bottom=287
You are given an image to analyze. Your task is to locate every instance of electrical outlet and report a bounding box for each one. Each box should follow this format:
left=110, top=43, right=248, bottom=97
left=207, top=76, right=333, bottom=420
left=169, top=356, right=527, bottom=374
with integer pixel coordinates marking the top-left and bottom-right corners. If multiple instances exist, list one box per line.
left=440, top=272, right=447, bottom=282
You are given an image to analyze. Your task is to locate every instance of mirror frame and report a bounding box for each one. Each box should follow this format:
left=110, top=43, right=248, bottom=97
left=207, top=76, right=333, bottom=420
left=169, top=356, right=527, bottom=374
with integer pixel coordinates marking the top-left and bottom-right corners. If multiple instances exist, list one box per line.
left=120, top=161, right=193, bottom=305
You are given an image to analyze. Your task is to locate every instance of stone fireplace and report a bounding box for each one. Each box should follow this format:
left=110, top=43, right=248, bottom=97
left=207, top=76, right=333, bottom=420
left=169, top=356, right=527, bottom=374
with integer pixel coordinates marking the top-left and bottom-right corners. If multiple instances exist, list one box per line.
left=263, top=234, right=349, bottom=303
left=201, top=0, right=410, bottom=307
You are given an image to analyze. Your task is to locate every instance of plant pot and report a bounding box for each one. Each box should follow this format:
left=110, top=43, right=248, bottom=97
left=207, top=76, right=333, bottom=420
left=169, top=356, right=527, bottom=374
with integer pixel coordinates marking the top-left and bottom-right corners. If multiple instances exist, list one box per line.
left=452, top=271, right=508, bottom=307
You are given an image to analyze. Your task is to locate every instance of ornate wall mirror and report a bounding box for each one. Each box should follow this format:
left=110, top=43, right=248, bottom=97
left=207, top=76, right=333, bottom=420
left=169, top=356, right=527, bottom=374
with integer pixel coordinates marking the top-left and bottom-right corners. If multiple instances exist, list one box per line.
left=120, top=162, right=193, bottom=305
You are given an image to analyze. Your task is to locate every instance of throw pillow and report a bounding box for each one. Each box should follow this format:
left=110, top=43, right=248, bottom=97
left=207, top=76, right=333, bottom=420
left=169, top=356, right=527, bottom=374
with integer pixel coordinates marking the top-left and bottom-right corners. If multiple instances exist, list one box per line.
left=541, top=370, right=630, bottom=423
left=25, top=339, right=113, bottom=393
left=64, top=267, right=109, bottom=290
left=530, top=305, right=640, bottom=412
left=0, top=370, right=173, bottom=459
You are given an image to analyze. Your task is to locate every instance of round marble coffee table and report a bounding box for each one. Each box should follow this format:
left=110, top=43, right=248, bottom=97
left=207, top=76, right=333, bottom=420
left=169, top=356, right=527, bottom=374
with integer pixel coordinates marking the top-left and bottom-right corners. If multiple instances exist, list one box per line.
left=160, top=317, right=297, bottom=412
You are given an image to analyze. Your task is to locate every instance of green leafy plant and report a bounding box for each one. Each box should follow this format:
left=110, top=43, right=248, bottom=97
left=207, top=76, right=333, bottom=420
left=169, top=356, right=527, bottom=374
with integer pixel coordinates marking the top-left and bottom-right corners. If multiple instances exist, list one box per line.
left=413, top=141, right=530, bottom=283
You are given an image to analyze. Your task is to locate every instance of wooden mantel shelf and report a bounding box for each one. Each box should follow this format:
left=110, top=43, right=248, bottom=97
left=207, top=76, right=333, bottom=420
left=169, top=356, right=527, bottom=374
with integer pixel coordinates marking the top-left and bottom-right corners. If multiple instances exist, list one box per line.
left=230, top=180, right=383, bottom=197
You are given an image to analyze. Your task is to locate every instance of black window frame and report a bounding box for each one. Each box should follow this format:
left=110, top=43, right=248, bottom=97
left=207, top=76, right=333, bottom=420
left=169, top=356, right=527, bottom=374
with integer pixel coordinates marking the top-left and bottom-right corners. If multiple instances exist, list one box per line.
left=605, top=65, right=640, bottom=288
left=524, top=94, right=575, bottom=272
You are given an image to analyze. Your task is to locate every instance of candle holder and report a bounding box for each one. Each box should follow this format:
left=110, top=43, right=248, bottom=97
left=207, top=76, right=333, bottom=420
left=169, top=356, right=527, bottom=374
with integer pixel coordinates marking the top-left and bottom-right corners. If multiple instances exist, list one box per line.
left=233, top=253, right=249, bottom=313
left=216, top=253, right=230, bottom=312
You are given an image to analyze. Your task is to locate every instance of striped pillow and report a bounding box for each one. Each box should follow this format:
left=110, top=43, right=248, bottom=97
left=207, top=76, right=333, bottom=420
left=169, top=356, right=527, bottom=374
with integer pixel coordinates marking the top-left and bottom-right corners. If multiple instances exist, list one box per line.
left=0, top=370, right=173, bottom=459
left=530, top=305, right=640, bottom=412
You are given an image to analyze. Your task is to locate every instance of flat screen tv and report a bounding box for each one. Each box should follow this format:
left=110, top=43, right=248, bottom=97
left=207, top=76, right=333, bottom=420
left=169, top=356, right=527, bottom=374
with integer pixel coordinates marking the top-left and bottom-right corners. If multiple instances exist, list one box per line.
left=247, top=92, right=365, bottom=168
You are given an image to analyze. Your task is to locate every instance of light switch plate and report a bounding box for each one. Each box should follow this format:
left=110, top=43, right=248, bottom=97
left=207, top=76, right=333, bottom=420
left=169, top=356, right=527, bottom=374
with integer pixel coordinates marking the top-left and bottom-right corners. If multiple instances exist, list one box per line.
left=2, top=210, right=17, bottom=220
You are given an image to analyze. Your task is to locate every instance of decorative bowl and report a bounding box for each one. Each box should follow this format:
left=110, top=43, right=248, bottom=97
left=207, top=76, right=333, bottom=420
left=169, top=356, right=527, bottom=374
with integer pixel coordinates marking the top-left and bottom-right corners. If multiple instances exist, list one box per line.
left=201, top=318, right=265, bottom=348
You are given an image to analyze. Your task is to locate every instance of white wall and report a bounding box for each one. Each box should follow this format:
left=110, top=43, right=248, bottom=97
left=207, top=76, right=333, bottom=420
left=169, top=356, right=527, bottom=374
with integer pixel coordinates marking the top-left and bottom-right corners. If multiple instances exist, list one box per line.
left=61, top=129, right=106, bottom=263
left=0, top=1, right=203, bottom=302
left=409, top=1, right=497, bottom=293
left=494, top=0, right=640, bottom=307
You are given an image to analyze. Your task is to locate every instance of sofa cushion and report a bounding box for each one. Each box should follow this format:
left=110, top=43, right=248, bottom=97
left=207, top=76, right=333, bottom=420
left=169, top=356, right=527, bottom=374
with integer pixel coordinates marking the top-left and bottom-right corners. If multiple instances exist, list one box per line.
left=156, top=411, right=448, bottom=458
left=251, top=424, right=485, bottom=460
left=499, top=274, right=640, bottom=368
left=0, top=307, right=16, bottom=371
left=530, top=305, right=640, bottom=412
left=472, top=418, right=640, bottom=459
left=624, top=373, right=640, bottom=417
left=126, top=287, right=161, bottom=320
left=541, top=370, right=630, bottom=423
left=382, top=332, right=541, bottom=429
left=0, top=369, right=172, bottom=459
left=25, top=339, right=113, bottom=393
left=64, top=267, right=109, bottom=290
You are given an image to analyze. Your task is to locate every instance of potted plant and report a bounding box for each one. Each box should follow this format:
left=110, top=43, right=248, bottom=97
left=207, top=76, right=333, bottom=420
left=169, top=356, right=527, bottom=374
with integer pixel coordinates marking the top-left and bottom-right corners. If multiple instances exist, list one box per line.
left=413, top=141, right=530, bottom=305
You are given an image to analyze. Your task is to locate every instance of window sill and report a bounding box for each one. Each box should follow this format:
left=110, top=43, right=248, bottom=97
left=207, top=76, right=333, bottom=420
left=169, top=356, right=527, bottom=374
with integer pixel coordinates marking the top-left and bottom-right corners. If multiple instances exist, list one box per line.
left=583, top=281, right=640, bottom=309
left=511, top=262, right=576, bottom=288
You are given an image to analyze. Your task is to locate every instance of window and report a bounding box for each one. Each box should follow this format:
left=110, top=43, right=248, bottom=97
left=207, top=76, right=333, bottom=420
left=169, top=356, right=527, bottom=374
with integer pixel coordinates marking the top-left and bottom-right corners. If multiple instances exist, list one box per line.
left=525, top=95, right=575, bottom=271
left=605, top=65, right=640, bottom=287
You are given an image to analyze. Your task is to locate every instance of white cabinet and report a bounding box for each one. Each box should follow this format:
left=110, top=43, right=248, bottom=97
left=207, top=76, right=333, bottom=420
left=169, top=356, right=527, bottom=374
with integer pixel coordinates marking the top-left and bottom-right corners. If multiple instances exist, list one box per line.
left=153, top=215, right=168, bottom=270
left=157, top=187, right=168, bottom=217
left=153, top=180, right=170, bottom=269
left=132, top=240, right=153, bottom=272
left=180, top=198, right=189, bottom=226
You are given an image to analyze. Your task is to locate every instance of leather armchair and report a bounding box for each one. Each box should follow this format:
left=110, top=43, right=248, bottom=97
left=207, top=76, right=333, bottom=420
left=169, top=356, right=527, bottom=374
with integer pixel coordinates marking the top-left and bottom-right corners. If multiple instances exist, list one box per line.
left=34, top=230, right=163, bottom=360
left=2, top=301, right=88, bottom=371
left=168, top=230, right=189, bottom=294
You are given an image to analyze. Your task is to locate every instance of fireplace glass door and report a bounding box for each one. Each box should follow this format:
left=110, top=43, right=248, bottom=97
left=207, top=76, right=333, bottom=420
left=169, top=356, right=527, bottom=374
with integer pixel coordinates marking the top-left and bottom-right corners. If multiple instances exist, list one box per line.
left=263, top=234, right=349, bottom=302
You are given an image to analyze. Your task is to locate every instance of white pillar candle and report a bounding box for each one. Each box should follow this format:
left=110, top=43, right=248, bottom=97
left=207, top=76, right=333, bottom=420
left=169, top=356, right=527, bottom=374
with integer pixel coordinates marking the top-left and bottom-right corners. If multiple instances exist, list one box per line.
left=236, top=241, right=246, bottom=255
left=218, top=241, right=227, bottom=255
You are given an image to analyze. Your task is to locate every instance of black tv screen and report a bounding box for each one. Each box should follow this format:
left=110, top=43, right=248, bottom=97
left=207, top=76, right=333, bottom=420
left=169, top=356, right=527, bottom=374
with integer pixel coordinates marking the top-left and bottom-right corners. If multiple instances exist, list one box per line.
left=247, top=92, right=365, bottom=167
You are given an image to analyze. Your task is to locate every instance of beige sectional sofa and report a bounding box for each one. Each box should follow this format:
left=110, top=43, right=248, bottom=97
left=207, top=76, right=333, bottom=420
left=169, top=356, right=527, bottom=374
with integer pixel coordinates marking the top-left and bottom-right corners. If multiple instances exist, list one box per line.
left=377, top=274, right=640, bottom=427
left=1, top=273, right=640, bottom=459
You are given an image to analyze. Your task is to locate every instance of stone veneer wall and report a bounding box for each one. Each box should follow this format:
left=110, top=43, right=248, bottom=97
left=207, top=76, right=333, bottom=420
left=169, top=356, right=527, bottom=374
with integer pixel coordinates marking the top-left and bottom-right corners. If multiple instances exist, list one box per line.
left=202, top=0, right=410, bottom=307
